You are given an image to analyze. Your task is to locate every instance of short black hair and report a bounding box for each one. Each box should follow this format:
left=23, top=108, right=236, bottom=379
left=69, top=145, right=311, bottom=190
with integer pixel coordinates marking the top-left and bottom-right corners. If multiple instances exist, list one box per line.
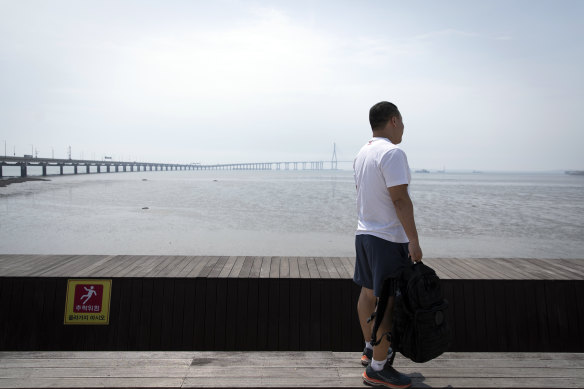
left=369, top=101, right=400, bottom=131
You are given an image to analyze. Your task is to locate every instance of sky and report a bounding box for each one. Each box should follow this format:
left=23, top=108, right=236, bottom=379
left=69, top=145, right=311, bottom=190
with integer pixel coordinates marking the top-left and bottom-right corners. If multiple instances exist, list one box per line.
left=1, top=0, right=583, bottom=171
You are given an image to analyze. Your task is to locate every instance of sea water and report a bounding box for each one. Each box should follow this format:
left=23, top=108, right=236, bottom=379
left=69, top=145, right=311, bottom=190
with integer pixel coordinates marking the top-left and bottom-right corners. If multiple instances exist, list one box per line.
left=0, top=169, right=583, bottom=258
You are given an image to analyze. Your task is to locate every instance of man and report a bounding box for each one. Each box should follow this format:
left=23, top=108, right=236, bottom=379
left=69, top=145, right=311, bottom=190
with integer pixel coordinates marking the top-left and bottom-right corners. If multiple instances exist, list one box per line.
left=353, top=101, right=423, bottom=388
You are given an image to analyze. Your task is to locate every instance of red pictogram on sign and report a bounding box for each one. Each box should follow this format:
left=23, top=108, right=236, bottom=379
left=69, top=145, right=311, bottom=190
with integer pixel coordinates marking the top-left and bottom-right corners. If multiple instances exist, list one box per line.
left=73, top=284, right=103, bottom=313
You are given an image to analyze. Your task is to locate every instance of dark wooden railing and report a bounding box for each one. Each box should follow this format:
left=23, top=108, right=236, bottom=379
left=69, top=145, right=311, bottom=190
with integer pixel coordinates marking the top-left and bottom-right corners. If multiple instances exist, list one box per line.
left=1, top=255, right=583, bottom=352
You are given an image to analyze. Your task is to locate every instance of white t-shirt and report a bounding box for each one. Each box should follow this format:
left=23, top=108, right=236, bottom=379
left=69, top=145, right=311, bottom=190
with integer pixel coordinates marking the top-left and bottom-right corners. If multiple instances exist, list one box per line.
left=353, top=137, right=411, bottom=243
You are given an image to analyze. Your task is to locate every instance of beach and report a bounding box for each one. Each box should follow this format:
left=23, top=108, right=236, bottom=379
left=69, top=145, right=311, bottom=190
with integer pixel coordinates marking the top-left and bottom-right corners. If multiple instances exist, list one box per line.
left=0, top=169, right=583, bottom=259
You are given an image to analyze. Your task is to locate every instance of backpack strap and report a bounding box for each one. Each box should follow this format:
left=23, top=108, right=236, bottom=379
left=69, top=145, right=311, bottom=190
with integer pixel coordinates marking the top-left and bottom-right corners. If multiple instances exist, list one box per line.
left=368, top=277, right=394, bottom=346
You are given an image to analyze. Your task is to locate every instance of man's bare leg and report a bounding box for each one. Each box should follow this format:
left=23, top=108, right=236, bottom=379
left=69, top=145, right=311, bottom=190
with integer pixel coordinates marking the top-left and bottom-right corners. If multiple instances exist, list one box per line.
left=357, top=287, right=376, bottom=342
left=373, top=296, right=394, bottom=362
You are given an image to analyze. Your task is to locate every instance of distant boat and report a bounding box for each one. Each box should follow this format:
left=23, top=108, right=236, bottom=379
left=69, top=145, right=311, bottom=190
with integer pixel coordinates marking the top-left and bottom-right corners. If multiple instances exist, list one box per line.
left=472, top=170, right=483, bottom=174
left=565, top=170, right=584, bottom=176
left=415, top=169, right=430, bottom=173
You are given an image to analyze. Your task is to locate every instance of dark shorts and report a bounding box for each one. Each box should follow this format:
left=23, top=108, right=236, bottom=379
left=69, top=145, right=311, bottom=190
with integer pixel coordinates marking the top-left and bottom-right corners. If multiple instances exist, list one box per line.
left=353, top=234, right=410, bottom=297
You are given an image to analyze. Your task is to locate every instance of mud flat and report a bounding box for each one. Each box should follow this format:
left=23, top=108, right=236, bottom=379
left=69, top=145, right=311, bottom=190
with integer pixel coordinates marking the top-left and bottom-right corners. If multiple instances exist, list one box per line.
left=0, top=177, right=50, bottom=187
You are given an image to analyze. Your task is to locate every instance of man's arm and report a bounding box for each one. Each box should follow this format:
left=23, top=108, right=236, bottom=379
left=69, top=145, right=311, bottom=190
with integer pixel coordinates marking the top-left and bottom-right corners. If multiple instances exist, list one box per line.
left=388, top=184, right=423, bottom=262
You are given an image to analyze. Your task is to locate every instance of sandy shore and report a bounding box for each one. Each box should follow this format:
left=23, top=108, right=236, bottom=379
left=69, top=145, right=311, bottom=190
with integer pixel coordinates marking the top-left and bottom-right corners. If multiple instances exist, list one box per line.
left=0, top=177, right=50, bottom=187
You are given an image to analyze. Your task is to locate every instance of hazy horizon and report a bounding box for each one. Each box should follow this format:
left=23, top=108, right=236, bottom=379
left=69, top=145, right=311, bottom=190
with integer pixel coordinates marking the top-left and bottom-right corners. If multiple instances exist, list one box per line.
left=1, top=1, right=583, bottom=171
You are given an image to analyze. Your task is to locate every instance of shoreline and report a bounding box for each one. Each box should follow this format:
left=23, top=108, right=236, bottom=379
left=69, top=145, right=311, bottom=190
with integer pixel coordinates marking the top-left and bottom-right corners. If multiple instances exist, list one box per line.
left=0, top=177, right=50, bottom=187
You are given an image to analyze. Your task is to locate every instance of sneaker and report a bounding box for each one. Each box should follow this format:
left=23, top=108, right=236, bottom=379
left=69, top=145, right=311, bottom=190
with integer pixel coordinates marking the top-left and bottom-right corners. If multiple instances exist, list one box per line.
left=361, top=347, right=395, bottom=367
left=362, top=364, right=412, bottom=388
left=361, top=347, right=373, bottom=366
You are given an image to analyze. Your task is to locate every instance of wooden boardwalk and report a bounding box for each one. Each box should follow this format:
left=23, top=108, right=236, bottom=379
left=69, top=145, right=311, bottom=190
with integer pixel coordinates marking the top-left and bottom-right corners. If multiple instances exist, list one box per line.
left=1, top=255, right=583, bottom=353
left=1, top=255, right=583, bottom=280
left=0, top=351, right=582, bottom=388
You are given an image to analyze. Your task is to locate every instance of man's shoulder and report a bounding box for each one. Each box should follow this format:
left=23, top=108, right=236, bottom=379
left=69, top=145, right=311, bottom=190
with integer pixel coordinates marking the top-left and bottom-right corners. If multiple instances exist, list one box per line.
left=375, top=142, right=406, bottom=161
left=356, top=142, right=404, bottom=167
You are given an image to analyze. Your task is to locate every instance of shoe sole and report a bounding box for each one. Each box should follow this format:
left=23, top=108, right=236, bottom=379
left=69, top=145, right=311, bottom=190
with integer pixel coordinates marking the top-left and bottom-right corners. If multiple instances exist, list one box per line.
left=362, top=372, right=411, bottom=389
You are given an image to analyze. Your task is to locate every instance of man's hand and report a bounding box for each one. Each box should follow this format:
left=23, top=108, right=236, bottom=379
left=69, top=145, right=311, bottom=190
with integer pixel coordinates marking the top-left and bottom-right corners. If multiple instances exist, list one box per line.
left=408, top=240, right=423, bottom=263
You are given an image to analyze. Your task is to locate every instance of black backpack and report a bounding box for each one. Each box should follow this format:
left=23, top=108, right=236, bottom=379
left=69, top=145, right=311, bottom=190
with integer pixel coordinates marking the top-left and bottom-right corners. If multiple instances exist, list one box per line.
left=370, top=261, right=451, bottom=363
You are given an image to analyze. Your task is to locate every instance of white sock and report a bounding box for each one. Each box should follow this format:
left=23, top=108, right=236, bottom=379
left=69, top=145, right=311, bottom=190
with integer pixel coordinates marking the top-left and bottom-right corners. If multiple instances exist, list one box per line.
left=371, top=358, right=387, bottom=371
left=365, top=341, right=373, bottom=350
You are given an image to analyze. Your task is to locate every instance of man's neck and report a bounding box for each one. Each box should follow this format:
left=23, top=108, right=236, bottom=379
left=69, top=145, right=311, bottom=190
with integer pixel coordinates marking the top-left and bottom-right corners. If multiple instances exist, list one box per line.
left=372, top=132, right=396, bottom=144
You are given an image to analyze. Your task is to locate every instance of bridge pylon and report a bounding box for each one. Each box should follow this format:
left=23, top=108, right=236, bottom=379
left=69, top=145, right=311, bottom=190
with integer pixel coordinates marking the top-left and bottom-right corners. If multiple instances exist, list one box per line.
left=331, top=142, right=338, bottom=170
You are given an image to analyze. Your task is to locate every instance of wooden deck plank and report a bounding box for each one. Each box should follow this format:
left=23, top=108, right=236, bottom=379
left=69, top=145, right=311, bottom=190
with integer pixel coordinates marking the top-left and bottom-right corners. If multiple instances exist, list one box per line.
left=25, top=255, right=80, bottom=277
left=238, top=256, right=254, bottom=278
left=297, top=257, right=310, bottom=279
left=174, top=256, right=202, bottom=278
left=423, top=258, right=460, bottom=279
left=0, top=254, right=36, bottom=273
left=338, top=257, right=352, bottom=278
left=339, top=257, right=355, bottom=278
left=559, top=258, right=584, bottom=277
left=279, top=257, right=290, bottom=278
left=439, top=258, right=483, bottom=279
left=315, top=257, right=331, bottom=279
left=530, top=258, right=584, bottom=279
left=249, top=257, right=262, bottom=278
left=307, top=257, right=320, bottom=279
left=487, top=258, right=532, bottom=280
left=207, top=255, right=229, bottom=278
left=218, top=256, right=237, bottom=278
left=462, top=259, right=514, bottom=280
left=104, top=255, right=146, bottom=278
left=90, top=255, right=137, bottom=277
left=1, top=255, right=584, bottom=281
left=269, top=257, right=279, bottom=278
left=165, top=256, right=197, bottom=278
left=438, top=258, right=480, bottom=279
left=122, top=255, right=161, bottom=278
left=34, top=255, right=90, bottom=277
left=323, top=257, right=341, bottom=279
left=31, top=255, right=87, bottom=277
left=70, top=255, right=117, bottom=277
left=512, top=258, right=558, bottom=280
left=198, top=256, right=220, bottom=278
left=259, top=257, right=271, bottom=278
left=228, top=256, right=246, bottom=278
left=455, top=258, right=500, bottom=279
left=288, top=257, right=300, bottom=278
left=117, top=255, right=157, bottom=277
left=185, top=256, right=212, bottom=278
left=0, top=352, right=583, bottom=388
left=79, top=254, right=120, bottom=277
left=1, top=255, right=55, bottom=276
left=93, top=254, right=134, bottom=278
left=153, top=256, right=188, bottom=277
left=140, top=255, right=174, bottom=277
left=422, top=258, right=451, bottom=279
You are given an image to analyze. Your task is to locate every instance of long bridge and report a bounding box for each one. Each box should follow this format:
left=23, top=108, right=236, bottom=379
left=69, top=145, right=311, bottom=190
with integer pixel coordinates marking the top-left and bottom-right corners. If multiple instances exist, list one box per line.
left=0, top=156, right=343, bottom=178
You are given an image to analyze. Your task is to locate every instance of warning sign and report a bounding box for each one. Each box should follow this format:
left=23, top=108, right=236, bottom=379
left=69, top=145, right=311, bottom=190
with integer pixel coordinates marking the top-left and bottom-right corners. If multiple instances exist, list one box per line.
left=64, top=279, right=112, bottom=325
